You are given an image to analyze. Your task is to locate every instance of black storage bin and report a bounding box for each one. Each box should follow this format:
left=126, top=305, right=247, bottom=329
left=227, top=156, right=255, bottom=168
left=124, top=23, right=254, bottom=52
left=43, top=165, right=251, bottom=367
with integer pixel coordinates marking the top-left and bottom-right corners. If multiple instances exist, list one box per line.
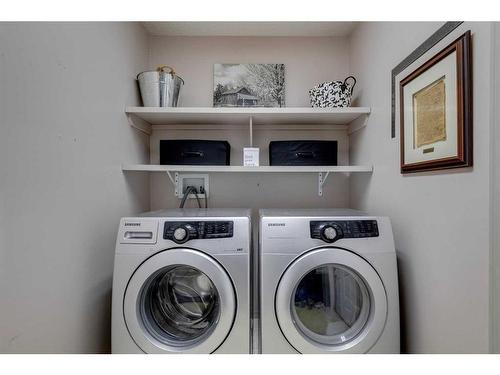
left=160, top=140, right=230, bottom=165
left=269, top=140, right=338, bottom=166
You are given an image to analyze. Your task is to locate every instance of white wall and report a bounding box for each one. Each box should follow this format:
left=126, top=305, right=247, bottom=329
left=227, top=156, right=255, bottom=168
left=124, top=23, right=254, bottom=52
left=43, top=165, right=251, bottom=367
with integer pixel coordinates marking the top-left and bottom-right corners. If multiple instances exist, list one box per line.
left=349, top=22, right=493, bottom=353
left=146, top=36, right=352, bottom=211
left=0, top=22, right=150, bottom=353
left=148, top=36, right=350, bottom=107
left=493, top=22, right=500, bottom=354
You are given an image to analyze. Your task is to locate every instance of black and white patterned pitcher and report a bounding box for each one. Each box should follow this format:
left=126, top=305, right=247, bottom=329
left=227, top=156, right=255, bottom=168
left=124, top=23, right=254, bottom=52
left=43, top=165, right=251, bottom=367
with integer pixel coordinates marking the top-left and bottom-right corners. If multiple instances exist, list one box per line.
left=309, top=76, right=357, bottom=108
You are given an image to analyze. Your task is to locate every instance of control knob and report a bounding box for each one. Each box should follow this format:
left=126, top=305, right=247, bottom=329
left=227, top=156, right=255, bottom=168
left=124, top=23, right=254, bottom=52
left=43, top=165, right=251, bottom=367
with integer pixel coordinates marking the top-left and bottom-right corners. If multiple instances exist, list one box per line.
left=173, top=226, right=189, bottom=243
left=320, top=225, right=342, bottom=243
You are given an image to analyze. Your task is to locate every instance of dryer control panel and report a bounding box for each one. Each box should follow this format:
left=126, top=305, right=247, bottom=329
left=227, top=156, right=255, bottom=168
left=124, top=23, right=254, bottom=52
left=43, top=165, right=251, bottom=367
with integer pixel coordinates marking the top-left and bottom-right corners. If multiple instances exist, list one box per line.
left=310, top=220, right=379, bottom=243
left=164, top=221, right=234, bottom=244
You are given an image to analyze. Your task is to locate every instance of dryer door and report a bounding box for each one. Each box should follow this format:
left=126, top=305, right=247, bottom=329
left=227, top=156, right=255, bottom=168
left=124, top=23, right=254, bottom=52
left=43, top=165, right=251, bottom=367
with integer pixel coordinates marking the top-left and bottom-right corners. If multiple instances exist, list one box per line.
left=124, top=248, right=236, bottom=353
left=275, top=247, right=387, bottom=353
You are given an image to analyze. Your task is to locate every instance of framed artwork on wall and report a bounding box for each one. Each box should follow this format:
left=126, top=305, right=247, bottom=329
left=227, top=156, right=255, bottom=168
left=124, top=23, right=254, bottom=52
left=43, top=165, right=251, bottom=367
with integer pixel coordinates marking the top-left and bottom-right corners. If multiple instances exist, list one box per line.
left=213, top=63, right=285, bottom=108
left=399, top=31, right=472, bottom=173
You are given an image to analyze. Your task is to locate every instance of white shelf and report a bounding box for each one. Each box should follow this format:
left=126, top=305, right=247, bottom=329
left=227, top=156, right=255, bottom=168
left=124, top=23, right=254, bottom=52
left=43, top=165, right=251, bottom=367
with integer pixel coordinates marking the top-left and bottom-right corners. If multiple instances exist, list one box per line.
left=121, top=164, right=373, bottom=173
left=123, top=107, right=373, bottom=195
left=125, top=106, right=370, bottom=134
left=122, top=164, right=373, bottom=196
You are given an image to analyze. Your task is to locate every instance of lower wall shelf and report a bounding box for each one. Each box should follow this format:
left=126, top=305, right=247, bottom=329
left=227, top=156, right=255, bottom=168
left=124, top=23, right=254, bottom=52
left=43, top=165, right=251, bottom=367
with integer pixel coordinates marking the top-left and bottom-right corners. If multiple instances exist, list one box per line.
left=121, top=164, right=373, bottom=173
left=122, top=164, right=373, bottom=196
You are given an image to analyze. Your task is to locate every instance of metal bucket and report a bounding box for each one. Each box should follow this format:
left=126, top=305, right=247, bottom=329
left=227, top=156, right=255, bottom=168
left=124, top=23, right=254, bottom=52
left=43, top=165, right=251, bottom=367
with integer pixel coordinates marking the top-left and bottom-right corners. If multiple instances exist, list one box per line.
left=137, top=66, right=184, bottom=107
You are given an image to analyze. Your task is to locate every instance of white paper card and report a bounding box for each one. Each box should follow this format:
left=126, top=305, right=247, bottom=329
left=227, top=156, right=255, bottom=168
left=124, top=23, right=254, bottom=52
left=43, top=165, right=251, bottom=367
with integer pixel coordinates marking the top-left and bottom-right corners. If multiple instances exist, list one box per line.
left=243, top=148, right=260, bottom=166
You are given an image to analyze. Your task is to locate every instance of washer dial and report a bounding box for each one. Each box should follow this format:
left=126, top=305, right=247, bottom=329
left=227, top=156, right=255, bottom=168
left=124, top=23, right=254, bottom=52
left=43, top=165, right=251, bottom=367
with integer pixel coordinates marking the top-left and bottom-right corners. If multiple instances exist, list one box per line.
left=173, top=226, right=188, bottom=243
left=320, top=225, right=342, bottom=243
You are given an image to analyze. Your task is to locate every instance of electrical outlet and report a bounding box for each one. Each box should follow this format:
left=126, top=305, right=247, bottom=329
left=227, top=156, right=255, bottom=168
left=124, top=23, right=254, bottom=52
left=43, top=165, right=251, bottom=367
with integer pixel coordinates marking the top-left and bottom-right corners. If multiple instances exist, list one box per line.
left=177, top=174, right=209, bottom=199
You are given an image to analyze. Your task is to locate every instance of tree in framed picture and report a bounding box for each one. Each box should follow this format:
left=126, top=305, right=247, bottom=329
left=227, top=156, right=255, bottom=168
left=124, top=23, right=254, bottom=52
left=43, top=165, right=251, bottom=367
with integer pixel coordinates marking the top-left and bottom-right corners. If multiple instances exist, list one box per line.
left=399, top=31, right=472, bottom=173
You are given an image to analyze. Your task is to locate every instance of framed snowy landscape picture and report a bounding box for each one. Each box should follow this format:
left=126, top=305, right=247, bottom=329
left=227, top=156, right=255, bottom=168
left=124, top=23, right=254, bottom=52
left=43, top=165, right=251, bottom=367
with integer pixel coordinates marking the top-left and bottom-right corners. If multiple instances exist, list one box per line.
left=213, top=63, right=285, bottom=107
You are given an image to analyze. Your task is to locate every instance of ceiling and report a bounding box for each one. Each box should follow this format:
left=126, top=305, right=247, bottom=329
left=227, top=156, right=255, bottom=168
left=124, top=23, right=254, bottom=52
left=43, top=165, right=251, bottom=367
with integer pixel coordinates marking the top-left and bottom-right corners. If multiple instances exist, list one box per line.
left=143, top=22, right=358, bottom=37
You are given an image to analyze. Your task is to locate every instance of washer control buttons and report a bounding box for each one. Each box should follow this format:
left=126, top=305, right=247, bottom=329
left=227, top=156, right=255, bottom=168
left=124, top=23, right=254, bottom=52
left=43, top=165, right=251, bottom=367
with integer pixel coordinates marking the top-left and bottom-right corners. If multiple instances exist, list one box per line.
left=164, top=221, right=234, bottom=242
left=311, top=220, right=379, bottom=242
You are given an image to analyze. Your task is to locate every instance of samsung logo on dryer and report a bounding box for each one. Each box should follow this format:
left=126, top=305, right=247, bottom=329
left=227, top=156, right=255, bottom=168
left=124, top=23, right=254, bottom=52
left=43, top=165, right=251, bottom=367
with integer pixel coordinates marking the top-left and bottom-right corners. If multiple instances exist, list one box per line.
left=268, top=223, right=286, bottom=227
left=124, top=222, right=141, bottom=227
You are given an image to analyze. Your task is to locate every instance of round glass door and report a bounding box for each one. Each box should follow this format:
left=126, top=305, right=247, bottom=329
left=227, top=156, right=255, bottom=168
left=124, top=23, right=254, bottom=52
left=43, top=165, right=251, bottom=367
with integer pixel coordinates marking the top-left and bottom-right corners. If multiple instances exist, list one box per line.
left=292, top=264, right=370, bottom=346
left=124, top=248, right=236, bottom=353
left=275, top=248, right=387, bottom=353
left=140, top=265, right=220, bottom=347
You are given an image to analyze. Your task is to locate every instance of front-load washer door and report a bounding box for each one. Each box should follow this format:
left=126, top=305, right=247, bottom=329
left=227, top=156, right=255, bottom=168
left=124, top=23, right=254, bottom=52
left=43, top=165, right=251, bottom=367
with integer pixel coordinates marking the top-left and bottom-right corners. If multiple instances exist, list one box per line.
left=275, top=247, right=387, bottom=354
left=124, top=248, right=236, bottom=353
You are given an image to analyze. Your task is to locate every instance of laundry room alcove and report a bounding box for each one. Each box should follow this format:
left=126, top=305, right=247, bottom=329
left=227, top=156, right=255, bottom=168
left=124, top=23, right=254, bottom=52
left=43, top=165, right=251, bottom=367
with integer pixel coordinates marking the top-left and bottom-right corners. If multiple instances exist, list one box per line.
left=122, top=26, right=374, bottom=211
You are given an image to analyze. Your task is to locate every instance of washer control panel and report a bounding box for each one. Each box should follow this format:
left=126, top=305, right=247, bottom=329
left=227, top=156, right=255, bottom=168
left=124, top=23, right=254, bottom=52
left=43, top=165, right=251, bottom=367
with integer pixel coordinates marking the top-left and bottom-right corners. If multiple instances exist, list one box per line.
left=164, top=221, right=234, bottom=243
left=310, top=220, right=379, bottom=243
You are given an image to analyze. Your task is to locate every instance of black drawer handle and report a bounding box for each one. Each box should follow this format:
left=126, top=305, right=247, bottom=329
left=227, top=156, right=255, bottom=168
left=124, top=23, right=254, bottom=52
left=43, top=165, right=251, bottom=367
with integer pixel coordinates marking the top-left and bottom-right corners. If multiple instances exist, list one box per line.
left=182, top=151, right=204, bottom=158
left=295, top=151, right=315, bottom=159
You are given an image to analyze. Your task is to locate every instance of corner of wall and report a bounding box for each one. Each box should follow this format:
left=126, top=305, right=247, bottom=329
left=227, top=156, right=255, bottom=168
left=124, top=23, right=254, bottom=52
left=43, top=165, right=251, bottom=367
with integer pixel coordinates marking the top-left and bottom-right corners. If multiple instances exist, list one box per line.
left=491, top=21, right=500, bottom=354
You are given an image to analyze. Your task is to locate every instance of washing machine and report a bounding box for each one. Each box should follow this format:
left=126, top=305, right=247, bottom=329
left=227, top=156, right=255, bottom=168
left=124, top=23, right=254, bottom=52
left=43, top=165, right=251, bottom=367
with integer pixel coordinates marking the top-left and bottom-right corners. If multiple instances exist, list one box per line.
left=112, top=208, right=251, bottom=354
left=259, top=209, right=399, bottom=354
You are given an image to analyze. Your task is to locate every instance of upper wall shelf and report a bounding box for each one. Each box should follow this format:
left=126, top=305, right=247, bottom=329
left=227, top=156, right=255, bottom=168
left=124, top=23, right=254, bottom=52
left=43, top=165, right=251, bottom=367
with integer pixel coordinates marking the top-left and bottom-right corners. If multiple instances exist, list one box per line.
left=125, top=106, right=371, bottom=135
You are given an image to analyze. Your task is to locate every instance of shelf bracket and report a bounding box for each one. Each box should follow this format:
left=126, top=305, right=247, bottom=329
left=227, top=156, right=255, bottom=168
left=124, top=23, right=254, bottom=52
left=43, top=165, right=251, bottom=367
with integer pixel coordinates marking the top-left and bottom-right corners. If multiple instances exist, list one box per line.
left=127, top=113, right=152, bottom=135
left=165, top=171, right=179, bottom=196
left=348, top=113, right=370, bottom=135
left=318, top=172, right=330, bottom=196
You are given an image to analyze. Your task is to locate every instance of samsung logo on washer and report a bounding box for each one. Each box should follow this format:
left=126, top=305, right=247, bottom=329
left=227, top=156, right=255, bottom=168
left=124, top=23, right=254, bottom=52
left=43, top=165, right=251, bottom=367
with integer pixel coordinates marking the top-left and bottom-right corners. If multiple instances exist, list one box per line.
left=124, top=222, right=141, bottom=227
left=268, top=223, right=286, bottom=227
